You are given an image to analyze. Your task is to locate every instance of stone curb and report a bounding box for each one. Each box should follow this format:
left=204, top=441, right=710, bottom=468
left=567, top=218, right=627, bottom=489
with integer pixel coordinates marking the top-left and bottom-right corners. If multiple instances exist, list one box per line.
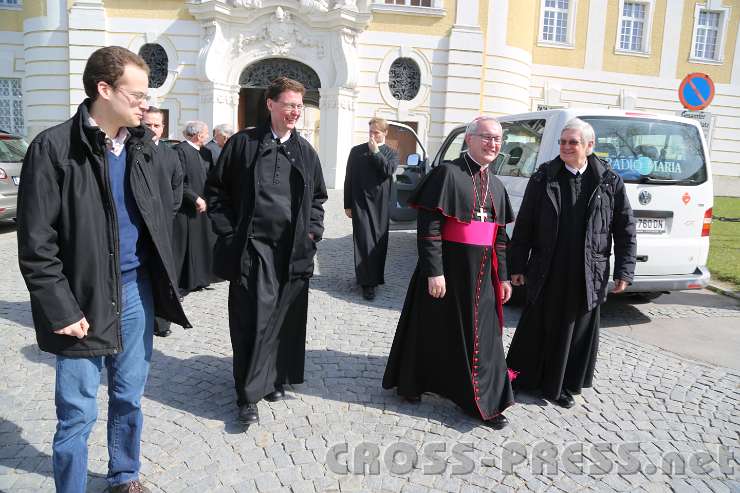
left=706, top=282, right=740, bottom=301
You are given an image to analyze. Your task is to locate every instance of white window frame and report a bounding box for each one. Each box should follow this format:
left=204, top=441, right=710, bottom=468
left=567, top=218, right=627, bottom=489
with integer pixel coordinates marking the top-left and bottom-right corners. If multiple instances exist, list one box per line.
left=0, top=0, right=22, bottom=10
left=0, top=78, right=24, bottom=135
left=371, top=0, right=445, bottom=17
left=615, top=0, right=654, bottom=55
left=538, top=0, right=578, bottom=48
left=689, top=2, right=730, bottom=64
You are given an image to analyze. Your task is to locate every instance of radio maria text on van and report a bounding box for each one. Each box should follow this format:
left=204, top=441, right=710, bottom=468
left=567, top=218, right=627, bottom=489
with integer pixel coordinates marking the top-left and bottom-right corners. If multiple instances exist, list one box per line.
left=610, top=158, right=683, bottom=174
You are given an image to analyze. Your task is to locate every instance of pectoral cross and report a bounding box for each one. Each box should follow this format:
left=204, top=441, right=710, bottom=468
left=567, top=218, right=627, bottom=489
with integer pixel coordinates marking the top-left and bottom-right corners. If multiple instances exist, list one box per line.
left=475, top=208, right=489, bottom=221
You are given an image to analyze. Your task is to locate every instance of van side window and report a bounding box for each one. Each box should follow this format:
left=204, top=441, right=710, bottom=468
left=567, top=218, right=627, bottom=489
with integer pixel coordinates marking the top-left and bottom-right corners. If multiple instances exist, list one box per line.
left=441, top=131, right=467, bottom=165
left=492, top=119, right=546, bottom=177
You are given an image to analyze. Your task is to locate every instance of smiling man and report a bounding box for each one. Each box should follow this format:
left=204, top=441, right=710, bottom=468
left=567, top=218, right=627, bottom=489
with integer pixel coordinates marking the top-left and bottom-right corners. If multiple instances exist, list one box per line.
left=506, top=118, right=636, bottom=409
left=383, top=116, right=516, bottom=430
left=17, top=46, right=190, bottom=492
left=205, top=77, right=327, bottom=426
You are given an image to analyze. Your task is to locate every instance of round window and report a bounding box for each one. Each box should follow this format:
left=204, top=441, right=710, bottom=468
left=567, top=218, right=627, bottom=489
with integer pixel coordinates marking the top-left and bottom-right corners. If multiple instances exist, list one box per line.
left=139, top=43, right=168, bottom=89
left=389, top=58, right=421, bottom=101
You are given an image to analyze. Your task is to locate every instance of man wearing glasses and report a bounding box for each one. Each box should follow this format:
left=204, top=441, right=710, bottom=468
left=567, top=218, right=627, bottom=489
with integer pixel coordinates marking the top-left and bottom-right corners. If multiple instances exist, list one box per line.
left=17, top=46, right=190, bottom=492
left=383, top=116, right=515, bottom=430
left=206, top=77, right=327, bottom=426
left=506, top=118, right=636, bottom=409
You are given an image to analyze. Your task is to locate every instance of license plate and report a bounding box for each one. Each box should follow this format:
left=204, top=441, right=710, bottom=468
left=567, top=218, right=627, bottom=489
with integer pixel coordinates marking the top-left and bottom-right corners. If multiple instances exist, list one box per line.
left=12, top=176, right=19, bottom=185
left=636, top=218, right=666, bottom=234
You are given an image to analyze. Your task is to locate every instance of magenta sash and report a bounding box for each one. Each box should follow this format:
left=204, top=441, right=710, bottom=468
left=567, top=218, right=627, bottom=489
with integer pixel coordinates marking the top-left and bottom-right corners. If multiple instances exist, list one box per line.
left=442, top=219, right=497, bottom=246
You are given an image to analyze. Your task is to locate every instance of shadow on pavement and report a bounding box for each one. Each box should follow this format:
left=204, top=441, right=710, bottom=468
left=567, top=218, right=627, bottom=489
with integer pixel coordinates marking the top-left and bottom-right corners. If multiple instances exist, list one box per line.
left=0, top=300, right=34, bottom=328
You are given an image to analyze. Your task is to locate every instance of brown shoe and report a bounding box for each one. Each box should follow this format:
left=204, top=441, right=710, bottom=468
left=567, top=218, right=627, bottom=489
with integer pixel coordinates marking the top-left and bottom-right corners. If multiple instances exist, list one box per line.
left=106, top=480, right=150, bottom=493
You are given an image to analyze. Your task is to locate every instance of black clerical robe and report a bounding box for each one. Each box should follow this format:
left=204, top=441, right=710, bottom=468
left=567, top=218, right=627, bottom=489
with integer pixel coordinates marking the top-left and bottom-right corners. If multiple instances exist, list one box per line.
left=506, top=156, right=636, bottom=400
left=343, top=143, right=399, bottom=286
left=173, top=141, right=216, bottom=293
left=383, top=155, right=515, bottom=421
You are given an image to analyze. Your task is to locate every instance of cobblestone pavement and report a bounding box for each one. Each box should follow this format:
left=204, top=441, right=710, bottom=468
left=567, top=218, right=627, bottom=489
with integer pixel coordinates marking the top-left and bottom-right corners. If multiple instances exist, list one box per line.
left=1, top=190, right=739, bottom=493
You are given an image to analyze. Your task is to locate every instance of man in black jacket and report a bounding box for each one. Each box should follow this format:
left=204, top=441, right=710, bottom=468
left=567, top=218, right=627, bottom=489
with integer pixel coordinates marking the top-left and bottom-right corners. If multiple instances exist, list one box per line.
left=17, top=46, right=190, bottom=493
left=143, top=106, right=184, bottom=337
left=506, top=118, right=636, bottom=409
left=206, top=77, right=327, bottom=426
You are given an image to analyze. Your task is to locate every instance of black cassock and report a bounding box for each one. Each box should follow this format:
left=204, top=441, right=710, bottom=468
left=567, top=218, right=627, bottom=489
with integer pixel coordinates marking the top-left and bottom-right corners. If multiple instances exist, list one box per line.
left=173, top=142, right=216, bottom=293
left=383, top=155, right=515, bottom=421
left=343, top=143, right=399, bottom=287
left=506, top=167, right=600, bottom=400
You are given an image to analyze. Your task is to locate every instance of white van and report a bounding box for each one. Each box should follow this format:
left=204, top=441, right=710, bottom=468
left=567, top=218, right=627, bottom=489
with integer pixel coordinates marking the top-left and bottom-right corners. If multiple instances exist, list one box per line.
left=390, top=109, right=713, bottom=300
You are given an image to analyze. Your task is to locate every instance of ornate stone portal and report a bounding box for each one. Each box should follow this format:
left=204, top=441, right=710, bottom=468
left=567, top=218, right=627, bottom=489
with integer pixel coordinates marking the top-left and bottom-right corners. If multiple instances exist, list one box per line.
left=188, top=0, right=371, bottom=188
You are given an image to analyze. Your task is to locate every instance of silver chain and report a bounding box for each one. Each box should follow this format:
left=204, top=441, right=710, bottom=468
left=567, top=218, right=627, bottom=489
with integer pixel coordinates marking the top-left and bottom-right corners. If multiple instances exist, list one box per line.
left=463, top=153, right=490, bottom=214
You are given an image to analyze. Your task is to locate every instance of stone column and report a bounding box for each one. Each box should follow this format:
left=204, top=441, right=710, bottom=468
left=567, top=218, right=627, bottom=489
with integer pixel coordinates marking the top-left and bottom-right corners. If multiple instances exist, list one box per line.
left=199, top=81, right=240, bottom=132
left=23, top=0, right=71, bottom=139
left=67, top=1, right=107, bottom=115
left=318, top=86, right=356, bottom=189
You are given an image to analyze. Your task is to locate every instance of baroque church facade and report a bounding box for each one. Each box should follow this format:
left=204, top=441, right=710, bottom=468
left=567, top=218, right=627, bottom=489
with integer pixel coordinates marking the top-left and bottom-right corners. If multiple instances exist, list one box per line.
left=0, top=0, right=738, bottom=188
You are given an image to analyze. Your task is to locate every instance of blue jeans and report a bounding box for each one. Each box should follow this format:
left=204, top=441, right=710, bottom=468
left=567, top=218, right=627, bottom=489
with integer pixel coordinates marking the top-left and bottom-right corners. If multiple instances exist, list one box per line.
left=52, top=276, right=154, bottom=492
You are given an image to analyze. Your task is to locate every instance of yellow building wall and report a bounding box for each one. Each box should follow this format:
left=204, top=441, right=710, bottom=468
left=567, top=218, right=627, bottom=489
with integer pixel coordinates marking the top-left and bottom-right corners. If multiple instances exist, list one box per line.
left=0, top=0, right=46, bottom=31
left=506, top=0, right=538, bottom=52
left=368, top=0, right=456, bottom=35
left=104, top=0, right=194, bottom=20
left=676, top=0, right=737, bottom=83
left=532, top=0, right=590, bottom=67
left=602, top=0, right=667, bottom=76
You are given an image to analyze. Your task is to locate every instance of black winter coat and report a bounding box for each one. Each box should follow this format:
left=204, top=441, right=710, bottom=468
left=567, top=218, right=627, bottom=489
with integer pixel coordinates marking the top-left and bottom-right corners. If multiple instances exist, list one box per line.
left=17, top=100, right=191, bottom=357
left=205, top=123, right=327, bottom=284
left=509, top=155, right=637, bottom=311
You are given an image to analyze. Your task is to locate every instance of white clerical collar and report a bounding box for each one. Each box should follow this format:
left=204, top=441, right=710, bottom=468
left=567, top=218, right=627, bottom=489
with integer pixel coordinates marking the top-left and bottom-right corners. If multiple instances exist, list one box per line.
left=564, top=161, right=588, bottom=175
left=87, top=116, right=129, bottom=157
left=186, top=139, right=200, bottom=151
left=271, top=128, right=291, bottom=143
left=465, top=152, right=489, bottom=170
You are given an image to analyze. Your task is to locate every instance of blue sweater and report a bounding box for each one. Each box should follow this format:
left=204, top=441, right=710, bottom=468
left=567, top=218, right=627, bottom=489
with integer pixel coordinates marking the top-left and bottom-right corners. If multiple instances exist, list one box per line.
left=108, top=147, right=149, bottom=283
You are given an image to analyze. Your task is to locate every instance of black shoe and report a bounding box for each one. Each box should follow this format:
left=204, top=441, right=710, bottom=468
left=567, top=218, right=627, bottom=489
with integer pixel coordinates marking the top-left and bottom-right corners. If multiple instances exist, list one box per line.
left=362, top=286, right=376, bottom=300
left=238, top=403, right=259, bottom=424
left=106, top=480, right=151, bottom=493
left=264, top=386, right=285, bottom=402
left=554, top=389, right=575, bottom=409
left=482, top=414, right=509, bottom=430
left=403, top=394, right=421, bottom=404
left=154, top=326, right=172, bottom=337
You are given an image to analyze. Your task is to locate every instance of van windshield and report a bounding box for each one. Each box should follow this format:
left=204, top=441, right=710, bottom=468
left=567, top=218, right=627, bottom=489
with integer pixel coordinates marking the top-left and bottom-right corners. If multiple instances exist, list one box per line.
left=0, top=136, right=28, bottom=163
left=581, top=116, right=707, bottom=185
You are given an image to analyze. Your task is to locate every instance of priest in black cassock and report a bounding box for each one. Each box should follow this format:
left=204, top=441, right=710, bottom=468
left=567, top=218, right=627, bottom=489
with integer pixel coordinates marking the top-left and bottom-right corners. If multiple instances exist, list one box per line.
left=205, top=77, right=327, bottom=426
left=173, top=121, right=216, bottom=294
left=344, top=117, right=399, bottom=300
left=383, top=116, right=515, bottom=430
left=506, top=118, right=636, bottom=409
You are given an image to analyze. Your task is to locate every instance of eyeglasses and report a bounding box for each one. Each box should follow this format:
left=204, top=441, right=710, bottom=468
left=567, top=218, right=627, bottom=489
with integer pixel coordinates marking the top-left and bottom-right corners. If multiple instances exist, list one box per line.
left=475, top=134, right=502, bottom=145
left=558, top=139, right=582, bottom=146
left=115, top=87, right=151, bottom=103
left=277, top=102, right=304, bottom=112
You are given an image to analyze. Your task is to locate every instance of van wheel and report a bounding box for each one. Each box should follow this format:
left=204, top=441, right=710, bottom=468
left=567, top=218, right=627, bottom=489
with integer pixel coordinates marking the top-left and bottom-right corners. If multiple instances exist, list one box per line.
left=632, top=292, right=663, bottom=302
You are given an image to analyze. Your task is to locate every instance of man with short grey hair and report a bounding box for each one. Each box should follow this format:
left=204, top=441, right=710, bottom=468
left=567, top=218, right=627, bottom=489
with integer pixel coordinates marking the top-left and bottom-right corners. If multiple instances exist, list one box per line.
left=173, top=121, right=216, bottom=294
left=506, top=117, right=636, bottom=409
left=383, top=115, right=515, bottom=430
left=204, top=123, right=235, bottom=163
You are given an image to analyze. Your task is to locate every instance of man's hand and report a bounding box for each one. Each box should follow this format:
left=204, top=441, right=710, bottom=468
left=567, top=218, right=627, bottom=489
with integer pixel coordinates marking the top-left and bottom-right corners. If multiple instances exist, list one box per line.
left=195, top=197, right=207, bottom=213
left=368, top=135, right=379, bottom=154
left=308, top=232, right=315, bottom=241
left=53, top=317, right=89, bottom=339
left=500, top=281, right=512, bottom=304
left=344, top=208, right=352, bottom=219
left=511, top=274, right=526, bottom=286
left=612, top=279, right=629, bottom=294
left=428, top=275, right=446, bottom=298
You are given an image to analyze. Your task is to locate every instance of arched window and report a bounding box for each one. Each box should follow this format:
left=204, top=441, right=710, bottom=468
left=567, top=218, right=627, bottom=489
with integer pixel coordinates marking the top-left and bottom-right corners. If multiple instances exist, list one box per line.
left=138, top=43, right=169, bottom=89
left=388, top=58, right=421, bottom=101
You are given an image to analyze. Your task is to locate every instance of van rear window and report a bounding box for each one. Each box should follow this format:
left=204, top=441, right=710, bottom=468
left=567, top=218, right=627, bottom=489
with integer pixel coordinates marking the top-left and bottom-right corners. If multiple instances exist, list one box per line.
left=581, top=116, right=707, bottom=185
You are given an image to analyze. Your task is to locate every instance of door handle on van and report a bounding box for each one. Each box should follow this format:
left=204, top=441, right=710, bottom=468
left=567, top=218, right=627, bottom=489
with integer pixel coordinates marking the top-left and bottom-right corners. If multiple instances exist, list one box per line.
left=636, top=255, right=648, bottom=262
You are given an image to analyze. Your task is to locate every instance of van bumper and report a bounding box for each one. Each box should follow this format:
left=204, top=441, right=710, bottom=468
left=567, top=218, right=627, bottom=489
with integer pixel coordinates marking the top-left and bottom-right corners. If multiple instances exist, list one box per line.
left=614, top=266, right=711, bottom=293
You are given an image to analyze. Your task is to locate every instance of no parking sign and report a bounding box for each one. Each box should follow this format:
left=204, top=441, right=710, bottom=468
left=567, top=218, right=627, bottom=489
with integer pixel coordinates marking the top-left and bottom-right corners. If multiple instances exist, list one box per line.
left=679, top=73, right=715, bottom=111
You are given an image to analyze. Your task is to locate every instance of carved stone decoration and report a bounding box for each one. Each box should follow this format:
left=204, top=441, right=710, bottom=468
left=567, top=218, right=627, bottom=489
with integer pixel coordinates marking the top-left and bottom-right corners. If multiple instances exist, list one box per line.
left=299, top=0, right=329, bottom=12
left=389, top=57, right=421, bottom=101
left=239, top=58, right=321, bottom=89
left=231, top=0, right=263, bottom=7
left=233, top=7, right=326, bottom=58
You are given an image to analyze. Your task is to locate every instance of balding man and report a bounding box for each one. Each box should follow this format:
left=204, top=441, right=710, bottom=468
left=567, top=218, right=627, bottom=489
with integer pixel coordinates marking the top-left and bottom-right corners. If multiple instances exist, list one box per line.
left=173, top=121, right=216, bottom=294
